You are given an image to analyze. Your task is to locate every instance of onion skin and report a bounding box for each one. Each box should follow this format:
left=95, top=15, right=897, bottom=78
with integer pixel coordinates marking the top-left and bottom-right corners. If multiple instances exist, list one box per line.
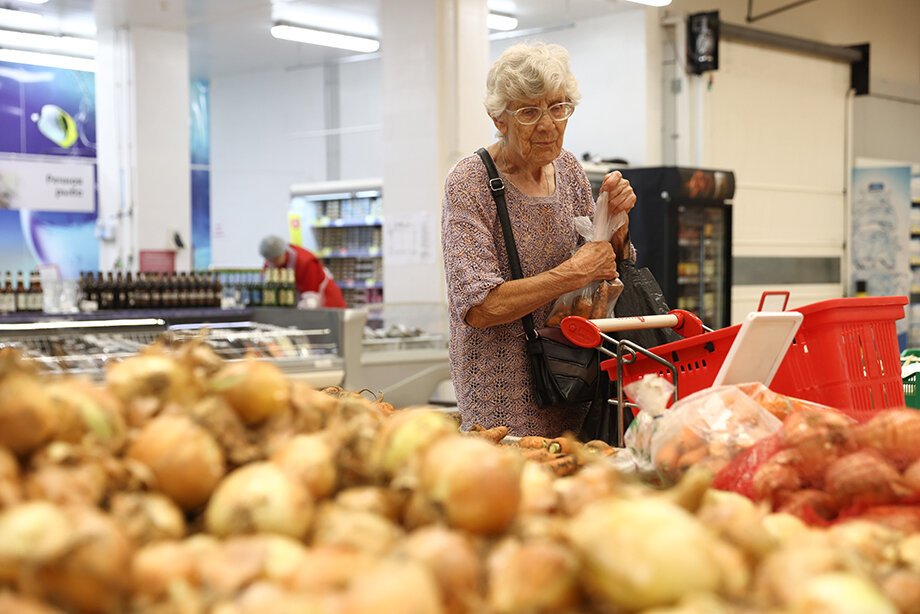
left=34, top=506, right=133, bottom=614
left=271, top=433, right=338, bottom=500
left=403, top=526, right=483, bottom=614
left=0, top=372, right=56, bottom=456
left=566, top=497, right=724, bottom=611
left=45, top=378, right=127, bottom=452
left=130, top=540, right=197, bottom=602
left=311, top=502, right=403, bottom=556
left=286, top=546, right=376, bottom=593
left=0, top=445, right=22, bottom=508
left=211, top=358, right=291, bottom=425
left=825, top=450, right=907, bottom=508
left=487, top=538, right=579, bottom=614
left=370, top=409, right=458, bottom=480
left=0, top=501, right=75, bottom=580
left=855, top=409, right=920, bottom=468
left=204, top=462, right=313, bottom=539
left=341, top=559, right=445, bottom=614
left=104, top=351, right=192, bottom=407
left=109, top=492, right=187, bottom=546
left=420, top=435, right=522, bottom=536
left=127, top=414, right=226, bottom=510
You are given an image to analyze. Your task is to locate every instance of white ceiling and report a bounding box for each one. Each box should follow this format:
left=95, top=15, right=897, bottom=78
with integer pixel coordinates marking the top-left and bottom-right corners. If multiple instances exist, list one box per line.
left=4, top=0, right=638, bottom=78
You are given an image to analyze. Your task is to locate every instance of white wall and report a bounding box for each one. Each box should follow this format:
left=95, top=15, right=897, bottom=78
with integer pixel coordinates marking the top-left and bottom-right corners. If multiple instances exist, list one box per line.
left=489, top=9, right=650, bottom=166
left=210, top=59, right=382, bottom=267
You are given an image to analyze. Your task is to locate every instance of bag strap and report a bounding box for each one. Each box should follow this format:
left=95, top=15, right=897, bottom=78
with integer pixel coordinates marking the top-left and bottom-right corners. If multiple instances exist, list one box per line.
left=475, top=147, right=538, bottom=341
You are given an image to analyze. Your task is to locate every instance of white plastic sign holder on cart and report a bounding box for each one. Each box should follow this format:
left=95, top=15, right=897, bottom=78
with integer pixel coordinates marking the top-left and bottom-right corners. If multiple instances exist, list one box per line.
left=712, top=311, right=803, bottom=387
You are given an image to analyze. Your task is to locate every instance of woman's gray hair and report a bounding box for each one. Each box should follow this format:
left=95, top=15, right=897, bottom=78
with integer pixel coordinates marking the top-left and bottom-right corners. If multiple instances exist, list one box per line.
left=484, top=42, right=581, bottom=120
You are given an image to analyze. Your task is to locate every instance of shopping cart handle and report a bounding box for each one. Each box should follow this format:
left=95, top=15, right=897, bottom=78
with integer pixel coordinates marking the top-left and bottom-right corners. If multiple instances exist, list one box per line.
left=560, top=309, right=707, bottom=347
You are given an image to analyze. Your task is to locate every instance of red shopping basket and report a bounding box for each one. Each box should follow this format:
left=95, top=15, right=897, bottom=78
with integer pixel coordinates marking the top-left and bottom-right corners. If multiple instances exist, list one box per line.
left=597, top=296, right=908, bottom=422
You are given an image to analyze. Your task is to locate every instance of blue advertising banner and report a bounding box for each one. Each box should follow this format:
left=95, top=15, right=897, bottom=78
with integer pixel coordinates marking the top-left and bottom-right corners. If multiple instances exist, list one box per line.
left=190, top=79, right=210, bottom=270
left=851, top=165, right=912, bottom=348
left=0, top=62, right=98, bottom=280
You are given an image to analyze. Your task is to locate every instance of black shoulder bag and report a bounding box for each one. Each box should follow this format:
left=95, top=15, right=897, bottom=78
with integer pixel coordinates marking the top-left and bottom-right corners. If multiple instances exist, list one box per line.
left=475, top=147, right=600, bottom=409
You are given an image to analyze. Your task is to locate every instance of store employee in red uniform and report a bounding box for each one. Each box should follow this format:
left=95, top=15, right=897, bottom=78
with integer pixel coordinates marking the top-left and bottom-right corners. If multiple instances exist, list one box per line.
left=259, top=235, right=347, bottom=308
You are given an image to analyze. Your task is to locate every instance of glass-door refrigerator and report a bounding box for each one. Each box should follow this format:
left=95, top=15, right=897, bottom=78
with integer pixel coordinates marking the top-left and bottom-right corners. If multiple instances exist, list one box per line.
left=586, top=166, right=735, bottom=330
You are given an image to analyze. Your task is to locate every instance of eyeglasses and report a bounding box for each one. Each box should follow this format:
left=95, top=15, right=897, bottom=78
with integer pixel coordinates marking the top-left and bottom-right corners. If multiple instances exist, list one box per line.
left=504, top=101, right=575, bottom=125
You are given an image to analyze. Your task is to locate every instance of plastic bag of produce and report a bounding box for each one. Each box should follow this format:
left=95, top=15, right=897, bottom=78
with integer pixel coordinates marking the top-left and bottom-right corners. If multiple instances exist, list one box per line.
left=712, top=406, right=920, bottom=530
left=734, top=382, right=839, bottom=422
left=544, top=191, right=625, bottom=327
left=622, top=376, right=783, bottom=485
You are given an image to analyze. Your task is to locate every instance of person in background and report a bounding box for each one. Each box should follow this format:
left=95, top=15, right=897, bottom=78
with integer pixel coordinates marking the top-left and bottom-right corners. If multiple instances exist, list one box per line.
left=258, top=235, right=347, bottom=308
left=441, top=41, right=636, bottom=438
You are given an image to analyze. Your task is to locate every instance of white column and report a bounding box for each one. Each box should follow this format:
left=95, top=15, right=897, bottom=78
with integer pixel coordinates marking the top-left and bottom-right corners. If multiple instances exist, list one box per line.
left=380, top=0, right=491, bottom=309
left=95, top=23, right=191, bottom=272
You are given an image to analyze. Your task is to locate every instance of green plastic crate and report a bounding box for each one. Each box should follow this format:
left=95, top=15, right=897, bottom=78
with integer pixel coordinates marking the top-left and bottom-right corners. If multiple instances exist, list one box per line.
left=902, top=349, right=920, bottom=409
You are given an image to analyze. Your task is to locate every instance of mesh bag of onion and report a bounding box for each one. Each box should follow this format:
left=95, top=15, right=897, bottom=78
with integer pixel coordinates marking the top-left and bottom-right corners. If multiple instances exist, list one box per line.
left=712, top=406, right=920, bottom=532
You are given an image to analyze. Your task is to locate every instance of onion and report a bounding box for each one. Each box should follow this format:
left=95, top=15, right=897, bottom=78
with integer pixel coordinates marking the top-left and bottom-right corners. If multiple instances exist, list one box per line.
left=486, top=537, right=578, bottom=614
left=25, top=461, right=108, bottom=507
left=286, top=546, right=375, bottom=593
left=552, top=461, right=619, bottom=517
left=696, top=489, right=776, bottom=561
left=0, top=593, right=66, bottom=614
left=881, top=569, right=920, bottom=614
left=341, top=558, right=445, bottom=614
left=903, top=458, right=920, bottom=492
left=762, top=512, right=810, bottom=545
left=855, top=408, right=920, bottom=468
left=195, top=536, right=272, bottom=597
left=566, top=496, right=724, bottom=611
left=311, top=502, right=403, bottom=556
left=104, top=350, right=193, bottom=408
left=127, top=414, right=226, bottom=510
left=791, top=572, right=898, bottom=614
left=370, top=408, right=457, bottom=482
left=420, top=435, right=522, bottom=536
left=754, top=533, right=842, bottom=606
left=34, top=506, right=132, bottom=614
left=271, top=433, right=338, bottom=500
left=519, top=461, right=558, bottom=516
left=0, top=501, right=75, bottom=574
left=825, top=450, right=907, bottom=508
left=0, top=372, right=55, bottom=456
left=334, top=486, right=404, bottom=523
left=109, top=492, right=186, bottom=546
left=189, top=395, right=263, bottom=466
left=403, top=526, right=483, bottom=614
left=0, top=445, right=22, bottom=507
left=901, top=534, right=920, bottom=573
left=777, top=488, right=838, bottom=521
left=130, top=540, right=197, bottom=601
left=231, top=581, right=343, bottom=614
left=45, top=377, right=126, bottom=452
left=205, top=462, right=313, bottom=538
left=211, top=357, right=291, bottom=425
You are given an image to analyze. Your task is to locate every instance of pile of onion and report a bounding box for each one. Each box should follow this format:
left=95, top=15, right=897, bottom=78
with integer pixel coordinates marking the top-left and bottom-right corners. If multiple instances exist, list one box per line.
left=210, top=357, right=291, bottom=425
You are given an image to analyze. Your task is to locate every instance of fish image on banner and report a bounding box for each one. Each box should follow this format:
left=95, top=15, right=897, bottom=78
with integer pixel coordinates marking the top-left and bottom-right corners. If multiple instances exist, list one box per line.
left=31, top=104, right=78, bottom=148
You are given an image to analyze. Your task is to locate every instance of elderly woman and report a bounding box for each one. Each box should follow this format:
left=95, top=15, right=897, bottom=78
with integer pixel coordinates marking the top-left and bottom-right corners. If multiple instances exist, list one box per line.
left=441, top=42, right=636, bottom=437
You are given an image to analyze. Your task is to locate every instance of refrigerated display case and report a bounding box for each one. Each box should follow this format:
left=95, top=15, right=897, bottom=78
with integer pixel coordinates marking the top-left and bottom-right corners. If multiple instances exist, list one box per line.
left=0, top=308, right=346, bottom=389
left=584, top=165, right=735, bottom=329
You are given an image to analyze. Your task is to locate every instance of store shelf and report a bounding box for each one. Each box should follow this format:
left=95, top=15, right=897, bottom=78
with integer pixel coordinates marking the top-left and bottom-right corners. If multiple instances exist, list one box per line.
left=319, top=247, right=382, bottom=259
left=313, top=216, right=383, bottom=228
left=338, top=279, right=383, bottom=290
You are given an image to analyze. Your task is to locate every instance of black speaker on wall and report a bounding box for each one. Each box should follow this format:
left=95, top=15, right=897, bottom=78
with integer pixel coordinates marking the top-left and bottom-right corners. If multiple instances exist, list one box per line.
left=687, top=11, right=720, bottom=75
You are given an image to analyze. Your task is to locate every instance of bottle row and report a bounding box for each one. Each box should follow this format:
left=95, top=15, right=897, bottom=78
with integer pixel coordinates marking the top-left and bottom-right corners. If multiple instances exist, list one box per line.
left=0, top=270, right=44, bottom=314
left=215, top=269, right=297, bottom=308
left=78, top=270, right=223, bottom=311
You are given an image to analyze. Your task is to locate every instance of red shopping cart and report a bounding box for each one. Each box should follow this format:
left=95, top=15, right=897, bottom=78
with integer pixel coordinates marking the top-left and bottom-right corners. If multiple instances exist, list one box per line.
left=561, top=294, right=909, bottom=446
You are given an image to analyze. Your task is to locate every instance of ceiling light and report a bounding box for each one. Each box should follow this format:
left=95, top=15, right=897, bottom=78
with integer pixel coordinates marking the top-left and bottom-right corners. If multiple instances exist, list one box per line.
left=270, top=23, right=379, bottom=53
left=487, top=13, right=518, bottom=31
left=12, top=0, right=50, bottom=4
left=621, top=0, right=672, bottom=6
left=0, top=7, right=43, bottom=28
left=0, top=29, right=96, bottom=56
left=0, top=49, right=96, bottom=72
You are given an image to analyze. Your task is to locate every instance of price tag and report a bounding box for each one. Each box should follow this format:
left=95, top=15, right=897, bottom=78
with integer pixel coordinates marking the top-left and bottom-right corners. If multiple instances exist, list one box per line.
left=365, top=278, right=376, bottom=288
left=317, top=216, right=331, bottom=226
left=368, top=246, right=380, bottom=256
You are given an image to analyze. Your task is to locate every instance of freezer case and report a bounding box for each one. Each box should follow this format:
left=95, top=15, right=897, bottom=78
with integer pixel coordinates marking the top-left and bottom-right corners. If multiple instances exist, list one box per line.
left=587, top=165, right=735, bottom=330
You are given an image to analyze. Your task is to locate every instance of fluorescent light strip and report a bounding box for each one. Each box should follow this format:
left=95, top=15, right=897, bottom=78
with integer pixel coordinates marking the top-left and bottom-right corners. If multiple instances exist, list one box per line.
left=271, top=24, right=379, bottom=53
left=0, top=49, right=96, bottom=72
left=0, top=318, right=164, bottom=332
left=0, top=7, right=43, bottom=28
left=13, top=0, right=49, bottom=4
left=622, top=0, right=672, bottom=6
left=0, top=29, right=97, bottom=56
left=487, top=13, right=518, bottom=31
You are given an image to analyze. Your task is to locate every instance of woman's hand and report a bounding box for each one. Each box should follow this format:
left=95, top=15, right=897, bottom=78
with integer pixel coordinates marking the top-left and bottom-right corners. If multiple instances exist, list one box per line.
left=569, top=241, right=618, bottom=285
left=601, top=170, right=636, bottom=258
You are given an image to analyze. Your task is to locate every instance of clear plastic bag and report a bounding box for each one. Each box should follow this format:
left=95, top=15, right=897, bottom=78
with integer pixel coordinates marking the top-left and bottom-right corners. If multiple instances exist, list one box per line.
left=623, top=377, right=783, bottom=485
left=544, top=191, right=627, bottom=327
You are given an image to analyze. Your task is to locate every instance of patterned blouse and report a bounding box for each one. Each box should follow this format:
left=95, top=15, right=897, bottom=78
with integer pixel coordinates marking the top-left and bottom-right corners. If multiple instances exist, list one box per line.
left=441, top=148, right=595, bottom=437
